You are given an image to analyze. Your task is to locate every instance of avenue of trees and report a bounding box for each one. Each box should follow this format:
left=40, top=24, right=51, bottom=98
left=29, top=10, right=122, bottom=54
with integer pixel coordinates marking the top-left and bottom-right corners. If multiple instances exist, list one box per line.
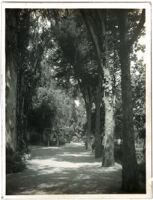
left=6, top=9, right=145, bottom=193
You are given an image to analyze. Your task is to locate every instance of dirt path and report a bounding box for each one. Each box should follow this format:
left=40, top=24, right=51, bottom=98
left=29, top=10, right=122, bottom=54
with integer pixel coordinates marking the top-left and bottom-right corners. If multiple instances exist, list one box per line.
left=6, top=142, right=122, bottom=195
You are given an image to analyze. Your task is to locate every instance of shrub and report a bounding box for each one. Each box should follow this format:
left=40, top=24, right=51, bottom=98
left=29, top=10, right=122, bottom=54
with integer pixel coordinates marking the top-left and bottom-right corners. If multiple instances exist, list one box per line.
left=6, top=147, right=26, bottom=174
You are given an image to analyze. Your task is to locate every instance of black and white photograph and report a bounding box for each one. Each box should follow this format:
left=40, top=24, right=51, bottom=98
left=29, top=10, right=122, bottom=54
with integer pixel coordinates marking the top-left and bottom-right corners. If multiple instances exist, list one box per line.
left=0, top=1, right=152, bottom=199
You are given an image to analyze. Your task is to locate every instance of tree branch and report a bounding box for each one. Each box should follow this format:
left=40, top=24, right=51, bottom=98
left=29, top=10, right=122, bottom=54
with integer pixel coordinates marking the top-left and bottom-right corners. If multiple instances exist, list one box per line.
left=128, top=9, right=145, bottom=47
left=97, top=10, right=106, bottom=38
left=80, top=10, right=103, bottom=77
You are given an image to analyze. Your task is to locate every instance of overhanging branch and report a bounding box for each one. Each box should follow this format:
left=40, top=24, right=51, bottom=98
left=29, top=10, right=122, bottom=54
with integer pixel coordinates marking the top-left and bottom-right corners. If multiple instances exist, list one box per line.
left=128, top=9, right=145, bottom=47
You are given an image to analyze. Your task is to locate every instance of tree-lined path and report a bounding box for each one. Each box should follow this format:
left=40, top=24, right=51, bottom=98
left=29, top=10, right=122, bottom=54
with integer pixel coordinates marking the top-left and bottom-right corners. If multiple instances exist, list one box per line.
left=6, top=9, right=146, bottom=194
left=6, top=143, right=122, bottom=195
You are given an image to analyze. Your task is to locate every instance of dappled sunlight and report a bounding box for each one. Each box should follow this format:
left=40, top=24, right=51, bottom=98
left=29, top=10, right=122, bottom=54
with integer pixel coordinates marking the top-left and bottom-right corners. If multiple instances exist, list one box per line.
left=60, top=152, right=92, bottom=157
left=7, top=143, right=122, bottom=195
left=27, top=158, right=101, bottom=172
left=26, top=143, right=104, bottom=175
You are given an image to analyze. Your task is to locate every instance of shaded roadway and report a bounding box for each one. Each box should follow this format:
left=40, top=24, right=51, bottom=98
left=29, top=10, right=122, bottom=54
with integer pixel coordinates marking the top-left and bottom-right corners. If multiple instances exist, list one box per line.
left=6, top=142, right=122, bottom=195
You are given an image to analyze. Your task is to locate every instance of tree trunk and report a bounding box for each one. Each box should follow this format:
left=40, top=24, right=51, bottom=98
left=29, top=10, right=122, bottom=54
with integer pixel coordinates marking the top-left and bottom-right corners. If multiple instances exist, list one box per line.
left=56, top=134, right=60, bottom=147
left=118, top=10, right=138, bottom=192
left=95, top=83, right=102, bottom=158
left=81, top=10, right=115, bottom=164
left=85, top=102, right=92, bottom=150
left=6, top=10, right=18, bottom=152
left=15, top=11, right=30, bottom=151
left=102, top=18, right=115, bottom=166
left=102, top=67, right=115, bottom=167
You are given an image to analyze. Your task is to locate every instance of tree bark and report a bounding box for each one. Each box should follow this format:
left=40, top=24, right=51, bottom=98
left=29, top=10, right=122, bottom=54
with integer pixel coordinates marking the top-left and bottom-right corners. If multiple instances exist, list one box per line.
left=85, top=102, right=92, bottom=150
left=6, top=10, right=18, bottom=152
left=81, top=10, right=115, bottom=165
left=102, top=68, right=115, bottom=166
left=95, top=82, right=102, bottom=158
left=118, top=10, right=139, bottom=192
left=15, top=11, right=30, bottom=151
left=101, top=19, right=115, bottom=166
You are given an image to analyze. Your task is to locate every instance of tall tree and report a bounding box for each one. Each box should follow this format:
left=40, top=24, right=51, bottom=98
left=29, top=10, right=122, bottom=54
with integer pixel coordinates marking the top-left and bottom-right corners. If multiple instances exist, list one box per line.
left=94, top=78, right=103, bottom=158
left=16, top=10, right=48, bottom=150
left=6, top=10, right=19, bottom=151
left=117, top=9, right=145, bottom=192
left=16, top=10, right=31, bottom=151
left=81, top=9, right=115, bottom=164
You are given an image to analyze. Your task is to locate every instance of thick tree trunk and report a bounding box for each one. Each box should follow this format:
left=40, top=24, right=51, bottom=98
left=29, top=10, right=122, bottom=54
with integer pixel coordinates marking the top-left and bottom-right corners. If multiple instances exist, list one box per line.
left=95, top=83, right=102, bottom=158
left=118, top=11, right=138, bottom=192
left=6, top=10, right=18, bottom=152
left=102, top=21, right=115, bottom=166
left=15, top=11, right=30, bottom=151
left=120, top=50, right=138, bottom=192
left=6, top=55, right=17, bottom=152
left=16, top=74, right=25, bottom=150
left=102, top=68, right=115, bottom=166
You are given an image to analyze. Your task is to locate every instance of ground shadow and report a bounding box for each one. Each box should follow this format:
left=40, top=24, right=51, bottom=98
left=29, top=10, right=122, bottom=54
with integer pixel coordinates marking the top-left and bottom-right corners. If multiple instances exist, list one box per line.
left=6, top=143, right=122, bottom=195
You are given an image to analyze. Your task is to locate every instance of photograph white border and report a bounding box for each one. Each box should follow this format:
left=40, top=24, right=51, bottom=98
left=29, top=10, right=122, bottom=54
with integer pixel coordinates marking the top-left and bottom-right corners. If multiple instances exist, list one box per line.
left=0, top=1, right=152, bottom=199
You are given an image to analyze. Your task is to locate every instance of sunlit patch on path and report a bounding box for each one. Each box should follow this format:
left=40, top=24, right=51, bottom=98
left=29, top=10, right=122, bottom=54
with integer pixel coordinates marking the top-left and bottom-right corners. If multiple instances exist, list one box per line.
left=6, top=143, right=122, bottom=195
